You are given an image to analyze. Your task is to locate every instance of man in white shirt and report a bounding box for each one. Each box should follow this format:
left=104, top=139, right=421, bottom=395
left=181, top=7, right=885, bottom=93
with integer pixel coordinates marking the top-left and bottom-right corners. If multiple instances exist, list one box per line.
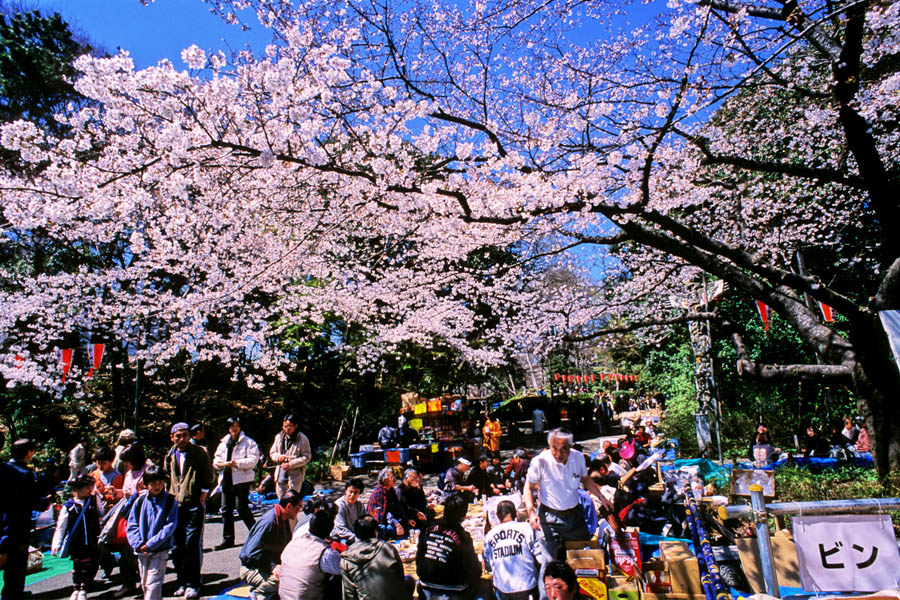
left=483, top=501, right=542, bottom=600
left=523, top=428, right=615, bottom=562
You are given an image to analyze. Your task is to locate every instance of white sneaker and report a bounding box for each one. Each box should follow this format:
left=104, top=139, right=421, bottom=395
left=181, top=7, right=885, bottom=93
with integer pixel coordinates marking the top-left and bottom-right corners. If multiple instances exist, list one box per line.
left=184, top=588, right=200, bottom=599
left=173, top=587, right=187, bottom=597
left=69, top=591, right=80, bottom=600
left=77, top=591, right=88, bottom=600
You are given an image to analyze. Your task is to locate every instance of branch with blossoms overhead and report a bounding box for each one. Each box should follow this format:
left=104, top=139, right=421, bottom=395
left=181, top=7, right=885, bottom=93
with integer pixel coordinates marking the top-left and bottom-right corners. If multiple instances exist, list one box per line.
left=1, top=0, right=900, bottom=472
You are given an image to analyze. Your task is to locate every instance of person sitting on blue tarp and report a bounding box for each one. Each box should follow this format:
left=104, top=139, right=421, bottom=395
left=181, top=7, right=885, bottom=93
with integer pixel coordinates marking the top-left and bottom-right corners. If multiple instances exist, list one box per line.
left=752, top=433, right=781, bottom=466
left=802, top=426, right=831, bottom=457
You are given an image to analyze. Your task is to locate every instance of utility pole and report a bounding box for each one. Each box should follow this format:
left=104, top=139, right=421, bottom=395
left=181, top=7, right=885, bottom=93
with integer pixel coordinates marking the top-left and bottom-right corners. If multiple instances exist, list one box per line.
left=686, top=275, right=723, bottom=462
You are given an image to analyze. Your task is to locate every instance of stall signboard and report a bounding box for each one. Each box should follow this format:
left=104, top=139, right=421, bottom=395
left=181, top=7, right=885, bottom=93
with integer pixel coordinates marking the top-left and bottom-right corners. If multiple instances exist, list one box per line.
left=431, top=443, right=440, bottom=453
left=409, top=418, right=423, bottom=430
left=578, top=578, right=608, bottom=600
left=414, top=402, right=427, bottom=415
left=610, top=528, right=641, bottom=578
left=795, top=515, right=900, bottom=592
left=427, top=399, right=442, bottom=413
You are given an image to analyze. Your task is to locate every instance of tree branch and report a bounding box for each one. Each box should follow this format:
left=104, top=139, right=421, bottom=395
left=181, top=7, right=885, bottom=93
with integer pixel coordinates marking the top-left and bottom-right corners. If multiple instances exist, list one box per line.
left=730, top=329, right=853, bottom=382
left=678, top=129, right=866, bottom=189
left=565, top=312, right=719, bottom=342
left=700, top=0, right=843, bottom=59
left=429, top=109, right=507, bottom=157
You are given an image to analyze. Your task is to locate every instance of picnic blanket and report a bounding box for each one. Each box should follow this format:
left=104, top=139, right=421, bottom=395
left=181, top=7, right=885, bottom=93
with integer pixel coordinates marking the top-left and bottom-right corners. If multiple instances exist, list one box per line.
left=735, top=453, right=874, bottom=472
left=0, top=553, right=73, bottom=594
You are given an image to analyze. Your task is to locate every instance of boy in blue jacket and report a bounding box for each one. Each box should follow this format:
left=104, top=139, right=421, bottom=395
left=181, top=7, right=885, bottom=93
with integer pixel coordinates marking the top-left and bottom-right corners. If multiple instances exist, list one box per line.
left=126, top=465, right=178, bottom=600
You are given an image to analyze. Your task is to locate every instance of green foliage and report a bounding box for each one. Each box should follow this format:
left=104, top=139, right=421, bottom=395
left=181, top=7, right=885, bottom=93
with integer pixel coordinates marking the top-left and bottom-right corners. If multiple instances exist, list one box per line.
left=776, top=465, right=900, bottom=504
left=640, top=281, right=859, bottom=460
left=712, top=289, right=856, bottom=445
left=645, top=337, right=699, bottom=452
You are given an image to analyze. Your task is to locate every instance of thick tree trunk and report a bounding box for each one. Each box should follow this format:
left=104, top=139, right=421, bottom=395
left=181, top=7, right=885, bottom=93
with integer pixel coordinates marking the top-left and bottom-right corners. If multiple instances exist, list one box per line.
left=848, top=315, right=900, bottom=478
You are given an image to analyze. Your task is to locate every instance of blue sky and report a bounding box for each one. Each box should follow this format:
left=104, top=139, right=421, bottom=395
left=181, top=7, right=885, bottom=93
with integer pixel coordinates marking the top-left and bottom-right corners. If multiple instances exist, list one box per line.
left=32, top=0, right=663, bottom=69
left=32, top=0, right=272, bottom=68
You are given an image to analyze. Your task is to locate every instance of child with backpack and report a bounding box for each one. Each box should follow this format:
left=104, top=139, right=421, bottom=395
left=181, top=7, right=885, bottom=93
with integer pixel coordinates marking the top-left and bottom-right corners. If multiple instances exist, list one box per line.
left=51, top=474, right=103, bottom=600
left=126, top=465, right=178, bottom=600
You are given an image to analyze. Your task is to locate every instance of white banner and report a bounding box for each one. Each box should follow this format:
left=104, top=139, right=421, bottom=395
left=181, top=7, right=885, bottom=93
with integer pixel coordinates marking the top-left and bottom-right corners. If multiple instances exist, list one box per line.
left=795, top=515, right=900, bottom=592
left=879, top=310, right=900, bottom=374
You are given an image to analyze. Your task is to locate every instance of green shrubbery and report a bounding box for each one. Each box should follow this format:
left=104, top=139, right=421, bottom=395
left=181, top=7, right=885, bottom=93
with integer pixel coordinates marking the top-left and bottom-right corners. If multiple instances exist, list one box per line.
left=776, top=465, right=900, bottom=503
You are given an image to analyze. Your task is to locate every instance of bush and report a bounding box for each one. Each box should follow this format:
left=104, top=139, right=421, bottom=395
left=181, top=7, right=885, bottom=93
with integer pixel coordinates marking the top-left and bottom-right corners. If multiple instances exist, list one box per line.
left=776, top=465, right=900, bottom=503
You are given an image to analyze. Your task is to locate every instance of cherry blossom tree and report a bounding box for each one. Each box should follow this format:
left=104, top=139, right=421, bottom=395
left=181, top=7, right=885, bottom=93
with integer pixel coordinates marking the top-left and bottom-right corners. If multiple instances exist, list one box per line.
left=1, top=0, right=898, bottom=472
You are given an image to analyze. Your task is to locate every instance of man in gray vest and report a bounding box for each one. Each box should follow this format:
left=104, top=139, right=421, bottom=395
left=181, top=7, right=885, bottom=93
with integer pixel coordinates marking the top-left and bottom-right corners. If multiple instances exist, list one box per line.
left=279, top=506, right=341, bottom=600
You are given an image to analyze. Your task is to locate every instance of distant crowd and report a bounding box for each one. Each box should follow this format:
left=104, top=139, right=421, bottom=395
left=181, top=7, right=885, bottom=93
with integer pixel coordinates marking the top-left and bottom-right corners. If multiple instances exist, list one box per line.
left=0, top=402, right=667, bottom=600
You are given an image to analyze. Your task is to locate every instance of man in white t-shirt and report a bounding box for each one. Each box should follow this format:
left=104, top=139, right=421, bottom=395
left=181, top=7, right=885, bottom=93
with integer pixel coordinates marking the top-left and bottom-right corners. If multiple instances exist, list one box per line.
left=484, top=500, right=542, bottom=600
left=523, top=428, right=616, bottom=562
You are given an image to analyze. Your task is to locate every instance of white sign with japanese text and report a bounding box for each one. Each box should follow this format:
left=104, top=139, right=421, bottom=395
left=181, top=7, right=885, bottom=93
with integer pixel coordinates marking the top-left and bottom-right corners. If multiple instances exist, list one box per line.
left=795, top=515, right=900, bottom=592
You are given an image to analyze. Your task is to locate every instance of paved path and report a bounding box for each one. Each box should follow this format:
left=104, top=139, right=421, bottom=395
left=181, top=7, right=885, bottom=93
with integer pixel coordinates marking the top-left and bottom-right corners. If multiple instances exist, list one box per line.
left=28, top=426, right=625, bottom=599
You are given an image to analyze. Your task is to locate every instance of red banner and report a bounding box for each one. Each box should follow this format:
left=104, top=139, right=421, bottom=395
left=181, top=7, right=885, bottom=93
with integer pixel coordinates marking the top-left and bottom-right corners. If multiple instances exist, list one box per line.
left=819, top=301, right=834, bottom=323
left=87, top=343, right=105, bottom=379
left=756, top=300, right=771, bottom=332
left=60, top=348, right=74, bottom=383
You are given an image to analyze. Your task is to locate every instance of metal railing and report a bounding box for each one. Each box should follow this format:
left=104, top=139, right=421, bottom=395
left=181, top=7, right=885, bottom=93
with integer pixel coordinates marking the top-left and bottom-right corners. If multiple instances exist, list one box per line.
left=718, top=485, right=900, bottom=598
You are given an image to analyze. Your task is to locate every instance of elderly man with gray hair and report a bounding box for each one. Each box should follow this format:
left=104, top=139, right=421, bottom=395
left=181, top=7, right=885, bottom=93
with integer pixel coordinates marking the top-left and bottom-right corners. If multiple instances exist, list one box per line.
left=366, top=467, right=414, bottom=540
left=523, top=428, right=617, bottom=564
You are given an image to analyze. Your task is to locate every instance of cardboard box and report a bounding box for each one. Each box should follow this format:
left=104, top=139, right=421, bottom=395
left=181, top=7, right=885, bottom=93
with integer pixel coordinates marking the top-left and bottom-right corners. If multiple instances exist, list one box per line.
left=642, top=593, right=707, bottom=600
left=330, top=464, right=350, bottom=480
left=736, top=536, right=802, bottom=593
left=578, top=577, right=608, bottom=600
left=606, top=575, right=640, bottom=600
left=659, top=541, right=702, bottom=596
left=565, top=539, right=599, bottom=550
left=642, top=559, right=672, bottom=593
left=567, top=549, right=606, bottom=578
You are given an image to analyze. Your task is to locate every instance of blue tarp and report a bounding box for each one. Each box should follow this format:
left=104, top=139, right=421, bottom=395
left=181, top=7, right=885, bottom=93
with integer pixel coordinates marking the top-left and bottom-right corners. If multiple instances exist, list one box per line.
left=735, top=453, right=874, bottom=472
left=659, top=458, right=733, bottom=488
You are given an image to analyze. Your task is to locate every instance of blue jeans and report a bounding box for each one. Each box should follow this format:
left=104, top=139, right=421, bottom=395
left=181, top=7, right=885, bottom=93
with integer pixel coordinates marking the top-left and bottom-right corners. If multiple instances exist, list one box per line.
left=173, top=502, right=204, bottom=588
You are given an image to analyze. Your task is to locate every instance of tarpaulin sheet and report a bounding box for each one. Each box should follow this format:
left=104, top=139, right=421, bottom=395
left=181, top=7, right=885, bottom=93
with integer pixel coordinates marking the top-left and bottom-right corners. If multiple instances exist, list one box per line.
left=659, top=458, right=732, bottom=488
left=735, top=453, right=874, bottom=472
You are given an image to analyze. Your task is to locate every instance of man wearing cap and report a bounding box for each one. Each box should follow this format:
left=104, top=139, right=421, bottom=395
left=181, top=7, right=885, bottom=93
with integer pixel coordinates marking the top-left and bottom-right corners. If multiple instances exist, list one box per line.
left=166, top=422, right=215, bottom=599
left=443, top=457, right=477, bottom=503
left=523, top=428, right=616, bottom=565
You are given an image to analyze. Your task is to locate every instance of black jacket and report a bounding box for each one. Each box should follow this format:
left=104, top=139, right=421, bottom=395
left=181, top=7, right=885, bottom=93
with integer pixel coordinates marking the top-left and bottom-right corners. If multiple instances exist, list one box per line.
left=416, top=519, right=481, bottom=589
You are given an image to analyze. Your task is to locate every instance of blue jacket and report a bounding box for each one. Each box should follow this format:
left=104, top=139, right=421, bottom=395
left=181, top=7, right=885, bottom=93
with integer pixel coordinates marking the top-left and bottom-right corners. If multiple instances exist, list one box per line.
left=0, top=463, right=21, bottom=553
left=126, top=490, right=178, bottom=553
left=239, top=504, right=292, bottom=573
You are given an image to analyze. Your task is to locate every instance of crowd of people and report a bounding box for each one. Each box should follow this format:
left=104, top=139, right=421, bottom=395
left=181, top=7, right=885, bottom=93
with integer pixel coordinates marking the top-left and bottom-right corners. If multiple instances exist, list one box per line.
left=1, top=399, right=666, bottom=600
left=0, top=414, right=314, bottom=600
left=748, top=416, right=872, bottom=466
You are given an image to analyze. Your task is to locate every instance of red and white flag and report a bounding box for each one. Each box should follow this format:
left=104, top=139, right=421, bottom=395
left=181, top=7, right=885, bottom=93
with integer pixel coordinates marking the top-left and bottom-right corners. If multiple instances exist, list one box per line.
left=818, top=301, right=834, bottom=323
left=60, top=348, right=74, bottom=383
left=756, top=300, right=772, bottom=332
left=87, top=343, right=105, bottom=378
